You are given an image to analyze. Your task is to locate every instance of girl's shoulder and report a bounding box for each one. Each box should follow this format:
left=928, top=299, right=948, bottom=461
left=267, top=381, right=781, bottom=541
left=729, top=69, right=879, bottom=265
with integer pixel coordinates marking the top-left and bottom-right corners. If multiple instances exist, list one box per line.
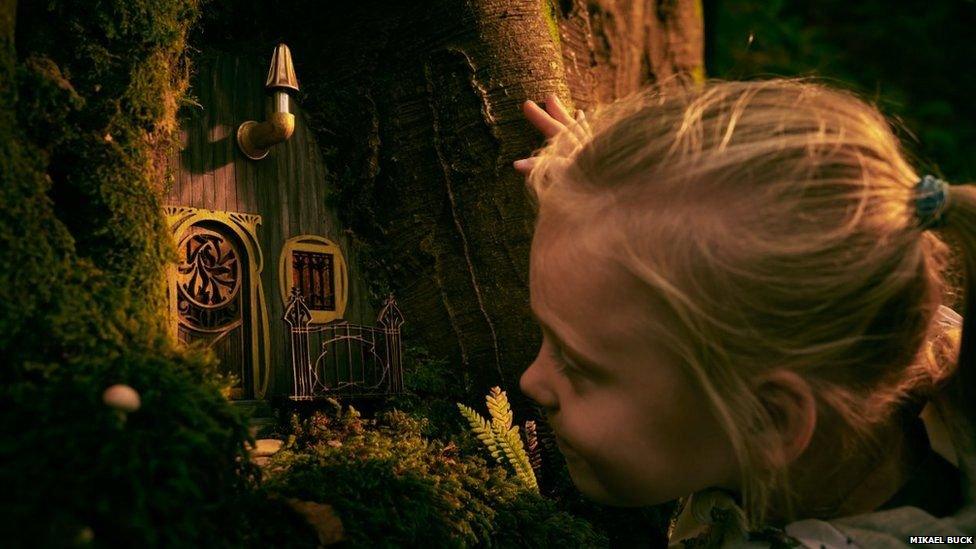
left=671, top=434, right=972, bottom=549
left=747, top=408, right=974, bottom=549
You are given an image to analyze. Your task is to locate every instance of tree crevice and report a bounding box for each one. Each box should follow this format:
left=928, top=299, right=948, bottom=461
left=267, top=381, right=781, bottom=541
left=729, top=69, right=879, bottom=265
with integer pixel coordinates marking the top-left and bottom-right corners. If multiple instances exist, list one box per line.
left=423, top=54, right=505, bottom=385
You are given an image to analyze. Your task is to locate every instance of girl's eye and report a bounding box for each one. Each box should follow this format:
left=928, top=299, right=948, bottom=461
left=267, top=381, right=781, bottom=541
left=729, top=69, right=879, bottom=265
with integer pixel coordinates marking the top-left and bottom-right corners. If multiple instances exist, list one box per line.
left=548, top=344, right=581, bottom=378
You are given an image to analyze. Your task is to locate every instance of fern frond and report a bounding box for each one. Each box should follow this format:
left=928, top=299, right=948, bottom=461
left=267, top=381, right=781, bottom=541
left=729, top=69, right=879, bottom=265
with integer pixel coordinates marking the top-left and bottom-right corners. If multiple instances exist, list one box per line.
left=486, top=386, right=513, bottom=431
left=524, top=420, right=542, bottom=482
left=460, top=389, right=539, bottom=492
left=457, top=403, right=503, bottom=464
left=492, top=423, right=538, bottom=492
left=457, top=403, right=483, bottom=433
left=509, top=427, right=538, bottom=492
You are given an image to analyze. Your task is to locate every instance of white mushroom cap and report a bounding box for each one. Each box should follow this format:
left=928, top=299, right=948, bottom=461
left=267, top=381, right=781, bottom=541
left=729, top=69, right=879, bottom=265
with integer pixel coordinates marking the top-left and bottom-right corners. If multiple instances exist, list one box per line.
left=102, top=384, right=141, bottom=413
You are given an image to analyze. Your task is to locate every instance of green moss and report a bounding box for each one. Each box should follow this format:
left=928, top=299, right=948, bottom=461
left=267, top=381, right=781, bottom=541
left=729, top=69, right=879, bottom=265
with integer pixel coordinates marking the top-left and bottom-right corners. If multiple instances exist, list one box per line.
left=266, top=405, right=607, bottom=548
left=1, top=348, right=260, bottom=546
left=540, top=0, right=561, bottom=49
left=12, top=0, right=200, bottom=343
left=1, top=2, right=302, bottom=545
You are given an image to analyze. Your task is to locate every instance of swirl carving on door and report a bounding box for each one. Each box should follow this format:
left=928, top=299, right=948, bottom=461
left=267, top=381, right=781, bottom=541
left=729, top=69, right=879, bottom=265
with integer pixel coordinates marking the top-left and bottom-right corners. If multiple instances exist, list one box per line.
left=176, top=224, right=251, bottom=399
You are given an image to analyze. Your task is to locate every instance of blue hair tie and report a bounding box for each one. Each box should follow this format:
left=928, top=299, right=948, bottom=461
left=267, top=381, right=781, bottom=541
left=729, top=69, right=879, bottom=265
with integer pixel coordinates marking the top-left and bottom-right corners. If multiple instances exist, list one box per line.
left=915, top=175, right=951, bottom=229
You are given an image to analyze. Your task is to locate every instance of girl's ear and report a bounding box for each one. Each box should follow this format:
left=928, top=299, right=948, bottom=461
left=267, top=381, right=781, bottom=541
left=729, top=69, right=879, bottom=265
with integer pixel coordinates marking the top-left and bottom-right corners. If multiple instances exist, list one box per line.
left=754, top=369, right=817, bottom=467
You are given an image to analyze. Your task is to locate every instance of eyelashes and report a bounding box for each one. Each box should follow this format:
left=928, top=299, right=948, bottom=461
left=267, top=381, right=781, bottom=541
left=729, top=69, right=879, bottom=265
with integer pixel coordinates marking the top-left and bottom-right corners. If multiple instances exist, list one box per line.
left=547, top=343, right=580, bottom=377
left=546, top=345, right=564, bottom=370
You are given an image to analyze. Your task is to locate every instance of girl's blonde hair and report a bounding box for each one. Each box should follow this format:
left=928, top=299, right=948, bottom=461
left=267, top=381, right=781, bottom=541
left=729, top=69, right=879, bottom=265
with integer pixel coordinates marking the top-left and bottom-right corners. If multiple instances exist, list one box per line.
left=526, top=78, right=975, bottom=529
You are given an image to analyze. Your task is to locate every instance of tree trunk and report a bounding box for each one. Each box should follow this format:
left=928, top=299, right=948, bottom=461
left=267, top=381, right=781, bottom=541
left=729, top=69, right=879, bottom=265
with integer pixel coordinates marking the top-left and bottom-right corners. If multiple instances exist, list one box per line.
left=197, top=0, right=704, bottom=398
left=359, top=0, right=703, bottom=394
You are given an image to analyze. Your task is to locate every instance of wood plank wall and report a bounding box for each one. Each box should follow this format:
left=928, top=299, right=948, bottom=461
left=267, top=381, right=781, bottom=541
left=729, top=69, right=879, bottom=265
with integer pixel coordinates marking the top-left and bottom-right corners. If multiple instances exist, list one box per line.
left=166, top=51, right=374, bottom=398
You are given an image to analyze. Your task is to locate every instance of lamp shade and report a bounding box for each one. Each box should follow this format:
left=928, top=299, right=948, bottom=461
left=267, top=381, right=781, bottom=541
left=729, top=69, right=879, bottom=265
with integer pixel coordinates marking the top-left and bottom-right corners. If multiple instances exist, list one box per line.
left=265, top=43, right=299, bottom=93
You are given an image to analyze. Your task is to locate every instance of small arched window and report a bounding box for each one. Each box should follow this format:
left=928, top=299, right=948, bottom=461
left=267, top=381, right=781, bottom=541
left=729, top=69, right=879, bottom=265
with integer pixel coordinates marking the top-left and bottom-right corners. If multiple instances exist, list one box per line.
left=279, top=235, right=348, bottom=324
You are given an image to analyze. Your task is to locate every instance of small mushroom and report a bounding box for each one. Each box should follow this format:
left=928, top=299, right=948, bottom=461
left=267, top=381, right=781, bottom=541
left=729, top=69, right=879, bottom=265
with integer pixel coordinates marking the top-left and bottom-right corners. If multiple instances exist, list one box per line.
left=75, top=526, right=94, bottom=544
left=102, top=384, right=141, bottom=413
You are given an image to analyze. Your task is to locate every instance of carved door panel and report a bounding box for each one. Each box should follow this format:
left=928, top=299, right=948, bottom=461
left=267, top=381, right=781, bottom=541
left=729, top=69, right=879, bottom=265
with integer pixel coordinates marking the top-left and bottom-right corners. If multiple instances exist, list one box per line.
left=175, top=223, right=252, bottom=399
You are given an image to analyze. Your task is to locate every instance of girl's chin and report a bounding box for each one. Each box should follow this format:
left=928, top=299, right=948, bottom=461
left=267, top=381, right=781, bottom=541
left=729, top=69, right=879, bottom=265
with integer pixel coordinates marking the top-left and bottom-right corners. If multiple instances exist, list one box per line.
left=565, top=458, right=676, bottom=507
left=567, top=468, right=616, bottom=504
left=573, top=476, right=644, bottom=506
left=555, top=437, right=678, bottom=506
left=555, top=435, right=590, bottom=464
left=561, top=453, right=627, bottom=505
left=574, top=476, right=665, bottom=507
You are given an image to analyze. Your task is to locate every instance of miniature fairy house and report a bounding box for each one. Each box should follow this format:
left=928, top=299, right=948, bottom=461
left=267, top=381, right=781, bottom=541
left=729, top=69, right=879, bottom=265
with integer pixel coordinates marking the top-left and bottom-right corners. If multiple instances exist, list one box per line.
left=164, top=48, right=378, bottom=400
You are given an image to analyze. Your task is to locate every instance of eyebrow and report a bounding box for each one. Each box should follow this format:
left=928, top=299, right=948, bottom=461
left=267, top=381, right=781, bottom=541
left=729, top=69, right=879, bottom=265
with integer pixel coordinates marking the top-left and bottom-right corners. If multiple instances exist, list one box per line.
left=529, top=307, right=607, bottom=377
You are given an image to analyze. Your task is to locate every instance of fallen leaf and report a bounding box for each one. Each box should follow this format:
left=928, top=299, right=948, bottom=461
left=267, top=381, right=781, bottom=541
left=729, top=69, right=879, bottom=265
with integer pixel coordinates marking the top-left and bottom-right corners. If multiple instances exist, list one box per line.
left=286, top=498, right=344, bottom=546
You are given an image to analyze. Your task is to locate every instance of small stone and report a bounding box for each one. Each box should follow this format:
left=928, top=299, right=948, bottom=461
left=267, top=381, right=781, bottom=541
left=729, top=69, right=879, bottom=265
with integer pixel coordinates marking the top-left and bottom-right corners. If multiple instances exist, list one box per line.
left=250, top=438, right=284, bottom=457
left=102, top=384, right=140, bottom=413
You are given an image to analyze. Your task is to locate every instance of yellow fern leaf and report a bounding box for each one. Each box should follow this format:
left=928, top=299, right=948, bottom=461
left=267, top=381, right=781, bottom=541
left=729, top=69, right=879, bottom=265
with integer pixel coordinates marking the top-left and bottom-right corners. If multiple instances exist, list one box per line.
left=486, top=386, right=513, bottom=431
left=492, top=422, right=538, bottom=492
left=457, top=402, right=503, bottom=464
left=461, top=390, right=539, bottom=491
left=457, top=403, right=484, bottom=432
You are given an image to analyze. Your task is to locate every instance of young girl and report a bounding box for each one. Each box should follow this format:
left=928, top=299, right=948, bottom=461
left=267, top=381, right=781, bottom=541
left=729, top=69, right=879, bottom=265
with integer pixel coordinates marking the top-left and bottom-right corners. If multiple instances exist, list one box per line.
left=514, top=80, right=976, bottom=547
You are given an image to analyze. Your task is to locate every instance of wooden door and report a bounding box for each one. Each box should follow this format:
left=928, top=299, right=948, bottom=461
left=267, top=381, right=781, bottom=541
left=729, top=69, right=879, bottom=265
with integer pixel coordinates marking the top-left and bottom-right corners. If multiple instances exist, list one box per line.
left=175, top=223, right=252, bottom=399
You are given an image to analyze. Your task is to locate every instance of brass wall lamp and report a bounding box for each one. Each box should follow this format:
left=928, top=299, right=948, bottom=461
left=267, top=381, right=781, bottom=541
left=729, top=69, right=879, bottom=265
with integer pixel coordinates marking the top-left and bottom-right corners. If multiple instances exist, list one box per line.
left=237, top=43, right=300, bottom=160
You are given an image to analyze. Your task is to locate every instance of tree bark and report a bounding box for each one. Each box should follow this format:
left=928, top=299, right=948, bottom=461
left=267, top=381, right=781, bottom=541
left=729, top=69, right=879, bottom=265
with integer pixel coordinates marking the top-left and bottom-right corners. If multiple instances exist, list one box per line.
left=302, top=0, right=703, bottom=396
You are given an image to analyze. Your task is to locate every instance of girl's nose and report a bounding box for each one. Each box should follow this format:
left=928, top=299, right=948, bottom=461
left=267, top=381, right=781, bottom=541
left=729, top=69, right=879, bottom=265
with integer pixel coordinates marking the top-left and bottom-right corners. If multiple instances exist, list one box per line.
left=519, top=357, right=558, bottom=411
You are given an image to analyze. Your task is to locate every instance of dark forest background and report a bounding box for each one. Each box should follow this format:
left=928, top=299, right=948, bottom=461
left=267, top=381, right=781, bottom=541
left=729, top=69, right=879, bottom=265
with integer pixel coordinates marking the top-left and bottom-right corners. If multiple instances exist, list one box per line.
left=706, top=0, right=976, bottom=183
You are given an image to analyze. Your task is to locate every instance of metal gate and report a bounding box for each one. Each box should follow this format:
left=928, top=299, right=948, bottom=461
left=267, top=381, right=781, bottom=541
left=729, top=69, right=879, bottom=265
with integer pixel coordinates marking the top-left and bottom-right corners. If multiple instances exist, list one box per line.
left=284, top=288, right=404, bottom=399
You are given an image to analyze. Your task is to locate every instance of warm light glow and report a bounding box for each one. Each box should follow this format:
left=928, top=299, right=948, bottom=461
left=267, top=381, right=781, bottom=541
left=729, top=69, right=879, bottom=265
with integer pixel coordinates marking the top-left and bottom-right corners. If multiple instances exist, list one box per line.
left=276, top=91, right=289, bottom=114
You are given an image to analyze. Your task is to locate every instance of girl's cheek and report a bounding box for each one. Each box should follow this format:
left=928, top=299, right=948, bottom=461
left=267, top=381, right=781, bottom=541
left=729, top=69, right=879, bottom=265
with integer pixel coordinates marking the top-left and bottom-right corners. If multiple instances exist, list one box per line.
left=558, top=393, right=607, bottom=445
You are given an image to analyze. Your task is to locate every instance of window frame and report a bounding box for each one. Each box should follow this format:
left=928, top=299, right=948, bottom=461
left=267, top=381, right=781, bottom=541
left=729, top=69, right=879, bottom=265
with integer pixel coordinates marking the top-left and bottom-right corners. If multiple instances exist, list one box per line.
left=279, top=235, right=348, bottom=325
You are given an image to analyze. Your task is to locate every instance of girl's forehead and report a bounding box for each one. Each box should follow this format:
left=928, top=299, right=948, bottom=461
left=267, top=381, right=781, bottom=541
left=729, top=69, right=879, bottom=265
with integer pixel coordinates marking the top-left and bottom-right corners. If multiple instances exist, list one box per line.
left=532, top=204, right=625, bottom=259
left=531, top=231, right=663, bottom=345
